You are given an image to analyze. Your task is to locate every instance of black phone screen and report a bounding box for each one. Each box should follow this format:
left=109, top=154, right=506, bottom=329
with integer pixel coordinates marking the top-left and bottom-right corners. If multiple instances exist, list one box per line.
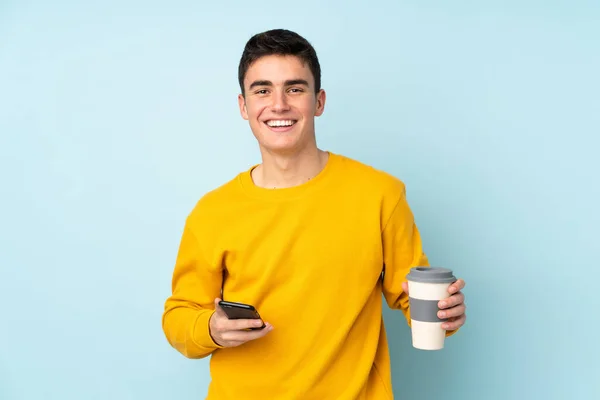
left=218, top=300, right=265, bottom=329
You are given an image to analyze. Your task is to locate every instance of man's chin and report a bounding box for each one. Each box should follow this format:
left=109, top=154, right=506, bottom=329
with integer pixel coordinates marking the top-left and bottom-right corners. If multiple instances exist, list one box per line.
left=260, top=140, right=304, bottom=156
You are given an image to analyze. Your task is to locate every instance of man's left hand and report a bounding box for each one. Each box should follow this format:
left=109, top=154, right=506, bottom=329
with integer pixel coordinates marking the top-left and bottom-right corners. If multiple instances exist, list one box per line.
left=402, top=278, right=467, bottom=331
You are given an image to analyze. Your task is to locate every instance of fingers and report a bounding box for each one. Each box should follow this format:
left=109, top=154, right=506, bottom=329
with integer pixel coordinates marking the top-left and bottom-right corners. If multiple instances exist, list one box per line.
left=438, top=292, right=464, bottom=309
left=221, top=322, right=273, bottom=343
left=227, top=318, right=266, bottom=331
left=212, top=314, right=266, bottom=332
left=210, top=298, right=273, bottom=348
left=438, top=304, right=465, bottom=320
left=448, top=279, right=465, bottom=294
left=442, top=314, right=466, bottom=330
left=213, top=298, right=227, bottom=318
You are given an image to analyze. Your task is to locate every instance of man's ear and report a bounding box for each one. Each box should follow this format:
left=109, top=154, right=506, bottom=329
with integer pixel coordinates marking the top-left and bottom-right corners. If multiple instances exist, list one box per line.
left=314, top=89, right=326, bottom=117
left=238, top=94, right=249, bottom=120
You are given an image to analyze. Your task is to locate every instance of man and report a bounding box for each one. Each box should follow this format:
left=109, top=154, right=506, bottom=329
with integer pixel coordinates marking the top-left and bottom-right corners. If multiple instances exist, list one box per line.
left=162, top=29, right=467, bottom=399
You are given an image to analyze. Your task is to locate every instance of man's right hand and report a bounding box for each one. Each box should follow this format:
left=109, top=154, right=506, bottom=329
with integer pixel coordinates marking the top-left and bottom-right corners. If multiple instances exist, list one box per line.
left=209, top=298, right=273, bottom=347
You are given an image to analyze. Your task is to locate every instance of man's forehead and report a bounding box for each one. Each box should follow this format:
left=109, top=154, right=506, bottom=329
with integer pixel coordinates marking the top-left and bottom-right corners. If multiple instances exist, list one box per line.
left=245, top=56, right=313, bottom=85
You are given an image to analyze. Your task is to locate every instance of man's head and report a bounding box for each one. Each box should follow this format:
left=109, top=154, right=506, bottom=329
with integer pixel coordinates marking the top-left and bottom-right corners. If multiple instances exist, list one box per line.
left=237, top=29, right=326, bottom=155
left=238, top=29, right=321, bottom=97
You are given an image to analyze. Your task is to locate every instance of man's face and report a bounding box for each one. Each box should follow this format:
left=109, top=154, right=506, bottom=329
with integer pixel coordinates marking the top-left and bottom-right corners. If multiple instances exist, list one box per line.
left=238, top=55, right=326, bottom=155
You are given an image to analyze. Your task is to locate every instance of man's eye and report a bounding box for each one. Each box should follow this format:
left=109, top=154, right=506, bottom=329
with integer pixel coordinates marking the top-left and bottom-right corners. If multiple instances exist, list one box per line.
left=256, top=90, right=268, bottom=95
left=289, top=88, right=303, bottom=93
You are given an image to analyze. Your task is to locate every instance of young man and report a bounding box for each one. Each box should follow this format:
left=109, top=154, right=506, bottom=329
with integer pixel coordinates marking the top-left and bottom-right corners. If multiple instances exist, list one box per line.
left=162, top=29, right=467, bottom=399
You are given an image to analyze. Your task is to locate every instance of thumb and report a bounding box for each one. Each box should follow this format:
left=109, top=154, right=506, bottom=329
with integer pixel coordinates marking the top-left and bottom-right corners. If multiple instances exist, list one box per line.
left=213, top=298, right=226, bottom=317
left=402, top=281, right=409, bottom=295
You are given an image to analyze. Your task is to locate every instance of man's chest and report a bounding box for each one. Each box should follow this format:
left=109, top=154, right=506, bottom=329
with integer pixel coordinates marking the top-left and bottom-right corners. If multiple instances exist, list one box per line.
left=213, top=200, right=385, bottom=292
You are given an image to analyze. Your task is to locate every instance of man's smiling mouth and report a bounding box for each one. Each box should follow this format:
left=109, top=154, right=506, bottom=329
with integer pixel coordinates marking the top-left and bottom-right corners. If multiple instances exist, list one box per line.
left=265, top=119, right=297, bottom=127
left=264, top=119, right=298, bottom=132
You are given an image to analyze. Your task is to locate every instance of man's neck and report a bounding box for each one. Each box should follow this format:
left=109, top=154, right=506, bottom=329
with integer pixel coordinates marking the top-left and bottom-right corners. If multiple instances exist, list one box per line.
left=252, top=147, right=329, bottom=189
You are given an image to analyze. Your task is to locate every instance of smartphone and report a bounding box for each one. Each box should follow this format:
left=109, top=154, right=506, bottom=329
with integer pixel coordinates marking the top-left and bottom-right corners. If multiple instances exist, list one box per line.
left=218, top=300, right=266, bottom=330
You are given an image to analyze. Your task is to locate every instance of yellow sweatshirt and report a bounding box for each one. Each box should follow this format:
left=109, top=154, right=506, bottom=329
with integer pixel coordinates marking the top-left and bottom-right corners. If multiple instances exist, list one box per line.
left=162, top=152, right=448, bottom=399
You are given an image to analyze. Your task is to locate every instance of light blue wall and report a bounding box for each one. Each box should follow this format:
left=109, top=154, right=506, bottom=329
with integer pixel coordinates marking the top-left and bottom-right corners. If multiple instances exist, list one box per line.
left=1, top=1, right=598, bottom=399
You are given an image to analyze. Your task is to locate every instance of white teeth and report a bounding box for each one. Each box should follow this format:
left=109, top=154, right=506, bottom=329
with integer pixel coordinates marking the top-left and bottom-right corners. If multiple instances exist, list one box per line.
left=267, top=120, right=295, bottom=127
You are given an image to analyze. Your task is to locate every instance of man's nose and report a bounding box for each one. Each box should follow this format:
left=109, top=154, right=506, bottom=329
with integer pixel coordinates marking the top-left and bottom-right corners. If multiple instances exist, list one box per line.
left=270, top=90, right=290, bottom=112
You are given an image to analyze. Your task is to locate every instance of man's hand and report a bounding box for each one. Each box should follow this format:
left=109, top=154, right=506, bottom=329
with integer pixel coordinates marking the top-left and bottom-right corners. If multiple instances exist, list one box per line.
left=209, top=298, right=273, bottom=347
left=402, top=278, right=467, bottom=331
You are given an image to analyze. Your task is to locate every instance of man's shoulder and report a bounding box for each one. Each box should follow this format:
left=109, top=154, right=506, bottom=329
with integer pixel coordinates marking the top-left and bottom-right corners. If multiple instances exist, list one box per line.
left=186, top=170, right=247, bottom=220
left=333, top=153, right=406, bottom=196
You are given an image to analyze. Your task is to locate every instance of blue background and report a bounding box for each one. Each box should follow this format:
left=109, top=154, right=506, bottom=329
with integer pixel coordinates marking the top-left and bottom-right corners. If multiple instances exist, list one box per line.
left=1, top=1, right=598, bottom=399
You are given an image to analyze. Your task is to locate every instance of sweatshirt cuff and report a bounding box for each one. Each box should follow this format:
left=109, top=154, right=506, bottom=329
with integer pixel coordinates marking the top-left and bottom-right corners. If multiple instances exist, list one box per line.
left=445, top=327, right=460, bottom=337
left=193, top=310, right=225, bottom=350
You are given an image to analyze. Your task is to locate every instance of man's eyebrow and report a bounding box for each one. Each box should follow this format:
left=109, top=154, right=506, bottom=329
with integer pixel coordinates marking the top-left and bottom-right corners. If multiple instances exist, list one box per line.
left=284, top=79, right=309, bottom=87
left=249, top=80, right=272, bottom=89
left=248, top=79, right=310, bottom=90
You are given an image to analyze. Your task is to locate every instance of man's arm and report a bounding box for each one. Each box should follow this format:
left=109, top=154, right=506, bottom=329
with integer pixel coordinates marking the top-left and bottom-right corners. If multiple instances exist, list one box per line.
left=380, top=183, right=461, bottom=337
left=162, top=222, right=224, bottom=359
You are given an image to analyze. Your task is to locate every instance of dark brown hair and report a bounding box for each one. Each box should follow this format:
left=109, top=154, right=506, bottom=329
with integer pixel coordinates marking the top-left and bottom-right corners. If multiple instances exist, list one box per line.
left=238, top=29, right=322, bottom=96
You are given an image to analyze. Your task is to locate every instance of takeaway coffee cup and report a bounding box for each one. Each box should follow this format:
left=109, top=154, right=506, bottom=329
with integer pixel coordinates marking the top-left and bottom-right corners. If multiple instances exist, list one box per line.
left=406, top=267, right=457, bottom=350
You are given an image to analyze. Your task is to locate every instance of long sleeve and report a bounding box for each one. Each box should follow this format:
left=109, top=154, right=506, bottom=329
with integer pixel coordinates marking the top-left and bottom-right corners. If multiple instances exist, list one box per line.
left=162, top=221, right=224, bottom=359
left=381, top=185, right=429, bottom=325
left=381, top=185, right=459, bottom=337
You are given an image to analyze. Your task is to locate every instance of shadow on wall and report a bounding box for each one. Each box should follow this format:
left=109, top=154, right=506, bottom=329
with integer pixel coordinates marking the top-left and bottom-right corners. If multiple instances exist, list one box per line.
left=384, top=306, right=465, bottom=399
